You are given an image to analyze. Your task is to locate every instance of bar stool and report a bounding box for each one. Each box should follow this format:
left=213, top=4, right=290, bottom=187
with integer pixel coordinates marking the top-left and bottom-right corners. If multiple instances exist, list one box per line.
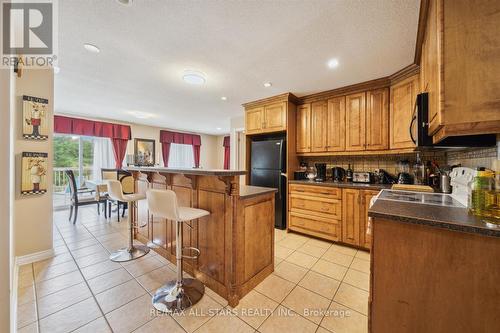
left=106, top=180, right=150, bottom=262
left=146, top=188, right=209, bottom=312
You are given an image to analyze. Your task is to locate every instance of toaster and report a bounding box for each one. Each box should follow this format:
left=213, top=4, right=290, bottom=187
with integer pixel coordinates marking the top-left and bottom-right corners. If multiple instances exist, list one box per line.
left=352, top=172, right=372, bottom=183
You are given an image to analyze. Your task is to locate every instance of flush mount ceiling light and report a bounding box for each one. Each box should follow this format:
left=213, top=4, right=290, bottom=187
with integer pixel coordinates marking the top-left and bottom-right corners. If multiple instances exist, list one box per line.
left=127, top=110, right=155, bottom=119
left=263, top=82, right=272, bottom=88
left=53, top=66, right=60, bottom=74
left=83, top=43, right=100, bottom=53
left=116, top=0, right=133, bottom=5
left=182, top=70, right=206, bottom=85
left=216, top=127, right=222, bottom=130
left=327, top=58, right=339, bottom=69
left=221, top=96, right=227, bottom=101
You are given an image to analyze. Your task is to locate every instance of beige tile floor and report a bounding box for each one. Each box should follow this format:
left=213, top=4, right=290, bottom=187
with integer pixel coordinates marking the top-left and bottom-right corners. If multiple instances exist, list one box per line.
left=17, top=206, right=370, bottom=333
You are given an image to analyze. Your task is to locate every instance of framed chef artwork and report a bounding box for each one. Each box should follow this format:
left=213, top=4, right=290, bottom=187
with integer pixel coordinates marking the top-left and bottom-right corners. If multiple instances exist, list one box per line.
left=23, top=95, right=49, bottom=140
left=21, top=152, right=48, bottom=195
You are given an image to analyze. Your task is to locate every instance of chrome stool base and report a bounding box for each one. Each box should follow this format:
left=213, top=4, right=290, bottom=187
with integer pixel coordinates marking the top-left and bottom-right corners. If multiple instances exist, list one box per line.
left=109, top=245, right=150, bottom=262
left=152, top=278, right=205, bottom=313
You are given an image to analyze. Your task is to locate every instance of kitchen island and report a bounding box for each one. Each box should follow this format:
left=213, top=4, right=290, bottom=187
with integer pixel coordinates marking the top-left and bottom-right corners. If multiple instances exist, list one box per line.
left=368, top=199, right=500, bottom=332
left=126, top=166, right=277, bottom=307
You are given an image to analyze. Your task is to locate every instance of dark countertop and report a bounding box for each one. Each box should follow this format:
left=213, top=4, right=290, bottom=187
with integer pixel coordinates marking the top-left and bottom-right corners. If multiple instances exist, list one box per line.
left=369, top=199, right=500, bottom=238
left=125, top=166, right=246, bottom=177
left=239, top=185, right=277, bottom=199
left=289, top=180, right=392, bottom=191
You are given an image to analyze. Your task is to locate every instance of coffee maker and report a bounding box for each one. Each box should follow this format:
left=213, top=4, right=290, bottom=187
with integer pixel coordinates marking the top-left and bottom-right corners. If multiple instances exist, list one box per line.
left=315, top=163, right=327, bottom=182
left=332, top=167, right=345, bottom=182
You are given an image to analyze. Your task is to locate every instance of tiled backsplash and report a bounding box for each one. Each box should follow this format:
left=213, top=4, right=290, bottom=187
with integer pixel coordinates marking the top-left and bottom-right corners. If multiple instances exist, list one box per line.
left=446, top=147, right=499, bottom=170
left=301, top=152, right=446, bottom=178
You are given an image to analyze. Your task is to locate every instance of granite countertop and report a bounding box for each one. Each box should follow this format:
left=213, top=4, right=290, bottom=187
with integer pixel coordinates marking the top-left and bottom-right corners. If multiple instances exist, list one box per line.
left=126, top=166, right=246, bottom=177
left=369, top=199, right=500, bottom=237
left=289, top=180, right=393, bottom=191
left=239, top=185, right=277, bottom=198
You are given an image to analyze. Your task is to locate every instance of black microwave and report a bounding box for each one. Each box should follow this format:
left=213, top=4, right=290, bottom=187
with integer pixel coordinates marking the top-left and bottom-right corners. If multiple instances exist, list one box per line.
left=410, top=93, right=496, bottom=149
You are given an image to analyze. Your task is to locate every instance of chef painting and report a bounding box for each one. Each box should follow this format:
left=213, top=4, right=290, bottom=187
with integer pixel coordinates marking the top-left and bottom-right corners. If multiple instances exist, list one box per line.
left=21, top=152, right=48, bottom=195
left=23, top=95, right=49, bottom=140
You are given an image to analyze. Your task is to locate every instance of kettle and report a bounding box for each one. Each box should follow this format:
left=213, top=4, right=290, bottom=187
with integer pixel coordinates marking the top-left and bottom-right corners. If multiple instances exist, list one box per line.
left=332, top=167, right=346, bottom=182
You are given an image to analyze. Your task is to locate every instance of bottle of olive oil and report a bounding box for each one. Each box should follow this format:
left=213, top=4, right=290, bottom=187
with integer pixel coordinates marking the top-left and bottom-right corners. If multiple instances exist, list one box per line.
left=469, top=168, right=495, bottom=219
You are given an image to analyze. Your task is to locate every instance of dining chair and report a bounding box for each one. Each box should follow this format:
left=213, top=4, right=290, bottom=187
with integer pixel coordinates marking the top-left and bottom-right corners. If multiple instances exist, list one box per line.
left=65, top=170, right=108, bottom=224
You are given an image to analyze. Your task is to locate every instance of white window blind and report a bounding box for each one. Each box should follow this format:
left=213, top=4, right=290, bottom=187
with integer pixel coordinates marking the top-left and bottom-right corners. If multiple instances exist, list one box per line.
left=168, top=143, right=194, bottom=168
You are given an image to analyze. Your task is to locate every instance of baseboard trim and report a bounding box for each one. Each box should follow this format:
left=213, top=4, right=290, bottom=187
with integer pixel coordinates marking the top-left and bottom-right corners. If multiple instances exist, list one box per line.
left=15, top=248, right=54, bottom=266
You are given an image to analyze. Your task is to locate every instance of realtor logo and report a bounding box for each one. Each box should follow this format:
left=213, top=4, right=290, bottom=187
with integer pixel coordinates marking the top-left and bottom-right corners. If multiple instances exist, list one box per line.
left=1, top=0, right=57, bottom=68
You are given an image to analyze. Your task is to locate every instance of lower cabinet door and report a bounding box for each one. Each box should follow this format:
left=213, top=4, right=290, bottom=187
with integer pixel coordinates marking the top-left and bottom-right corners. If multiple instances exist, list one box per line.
left=342, top=189, right=361, bottom=246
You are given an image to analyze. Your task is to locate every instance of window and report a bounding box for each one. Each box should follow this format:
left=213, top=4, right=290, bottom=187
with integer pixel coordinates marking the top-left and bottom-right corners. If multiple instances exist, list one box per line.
left=168, top=143, right=194, bottom=168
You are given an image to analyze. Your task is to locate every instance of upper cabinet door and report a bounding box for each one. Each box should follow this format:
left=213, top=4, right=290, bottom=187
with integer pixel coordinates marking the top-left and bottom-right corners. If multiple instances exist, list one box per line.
left=264, top=102, right=286, bottom=132
left=296, top=104, right=311, bottom=153
left=366, top=88, right=389, bottom=150
left=245, top=107, right=264, bottom=134
left=311, top=101, right=328, bottom=152
left=326, top=96, right=346, bottom=152
left=420, top=0, right=443, bottom=136
left=390, top=75, right=419, bottom=149
left=345, top=92, right=366, bottom=151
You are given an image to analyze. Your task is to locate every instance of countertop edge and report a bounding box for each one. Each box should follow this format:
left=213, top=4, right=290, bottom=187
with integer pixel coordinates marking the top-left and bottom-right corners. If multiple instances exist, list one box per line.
left=239, top=185, right=277, bottom=199
left=288, top=180, right=392, bottom=190
left=368, top=210, right=500, bottom=238
left=125, top=166, right=246, bottom=176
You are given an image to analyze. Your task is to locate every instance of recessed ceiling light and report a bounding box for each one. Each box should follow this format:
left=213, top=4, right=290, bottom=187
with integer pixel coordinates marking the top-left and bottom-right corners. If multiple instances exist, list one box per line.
left=83, top=43, right=100, bottom=53
left=263, top=82, right=272, bottom=88
left=127, top=110, right=154, bottom=119
left=327, top=58, right=339, bottom=69
left=116, top=0, right=133, bottom=5
left=182, top=70, right=206, bottom=85
left=221, top=96, right=227, bottom=101
left=53, top=66, right=60, bottom=74
left=216, top=127, right=222, bottom=130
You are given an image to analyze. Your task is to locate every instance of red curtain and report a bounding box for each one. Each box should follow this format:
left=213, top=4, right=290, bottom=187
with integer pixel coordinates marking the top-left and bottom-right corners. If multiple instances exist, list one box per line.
left=162, top=142, right=171, bottom=167
left=54, top=115, right=132, bottom=168
left=111, top=139, right=128, bottom=169
left=160, top=130, right=201, bottom=168
left=223, top=136, right=230, bottom=170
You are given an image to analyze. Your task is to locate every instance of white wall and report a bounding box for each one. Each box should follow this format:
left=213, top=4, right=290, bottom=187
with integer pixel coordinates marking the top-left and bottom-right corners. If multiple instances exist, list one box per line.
left=230, top=115, right=246, bottom=182
left=0, top=69, right=12, bottom=333
left=14, top=69, right=54, bottom=257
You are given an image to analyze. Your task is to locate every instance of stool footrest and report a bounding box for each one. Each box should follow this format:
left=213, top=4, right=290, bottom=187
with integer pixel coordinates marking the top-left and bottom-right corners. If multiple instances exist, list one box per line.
left=182, top=246, right=200, bottom=260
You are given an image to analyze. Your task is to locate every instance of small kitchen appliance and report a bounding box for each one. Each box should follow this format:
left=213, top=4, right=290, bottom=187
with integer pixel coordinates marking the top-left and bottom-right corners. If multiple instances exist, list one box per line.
left=332, top=167, right=346, bottom=182
left=315, top=163, right=327, bottom=182
left=397, top=160, right=413, bottom=184
left=353, top=172, right=372, bottom=183
left=294, top=171, right=308, bottom=180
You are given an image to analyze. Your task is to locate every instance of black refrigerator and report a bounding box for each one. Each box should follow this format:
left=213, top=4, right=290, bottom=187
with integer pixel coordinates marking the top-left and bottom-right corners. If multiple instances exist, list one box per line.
left=250, top=138, right=286, bottom=229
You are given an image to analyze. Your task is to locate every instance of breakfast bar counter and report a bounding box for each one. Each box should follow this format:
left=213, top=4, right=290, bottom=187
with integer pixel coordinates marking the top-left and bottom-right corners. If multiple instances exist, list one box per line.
left=126, top=167, right=276, bottom=306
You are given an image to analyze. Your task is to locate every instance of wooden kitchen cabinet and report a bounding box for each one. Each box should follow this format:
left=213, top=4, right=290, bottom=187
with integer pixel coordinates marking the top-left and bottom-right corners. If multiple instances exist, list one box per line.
left=420, top=0, right=443, bottom=136
left=359, top=190, right=379, bottom=249
left=296, top=104, right=311, bottom=153
left=264, top=102, right=287, bottom=132
left=326, top=96, right=346, bottom=151
left=345, top=92, right=366, bottom=151
left=366, top=88, right=389, bottom=150
left=245, top=107, right=264, bottom=135
left=342, top=189, right=361, bottom=246
left=311, top=101, right=328, bottom=152
left=244, top=102, right=287, bottom=135
left=390, top=74, right=419, bottom=149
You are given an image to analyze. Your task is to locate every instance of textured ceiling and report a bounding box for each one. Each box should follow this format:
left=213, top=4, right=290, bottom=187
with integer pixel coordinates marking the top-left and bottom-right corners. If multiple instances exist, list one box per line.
left=55, top=0, right=420, bottom=134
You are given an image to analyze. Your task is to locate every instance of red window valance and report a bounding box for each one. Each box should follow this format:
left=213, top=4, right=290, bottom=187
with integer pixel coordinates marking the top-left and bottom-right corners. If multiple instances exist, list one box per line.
left=54, top=115, right=131, bottom=140
left=159, top=130, right=201, bottom=146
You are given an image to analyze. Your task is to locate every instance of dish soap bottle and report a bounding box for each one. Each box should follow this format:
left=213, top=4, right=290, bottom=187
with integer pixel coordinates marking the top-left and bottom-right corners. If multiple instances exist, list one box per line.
left=469, top=167, right=495, bottom=218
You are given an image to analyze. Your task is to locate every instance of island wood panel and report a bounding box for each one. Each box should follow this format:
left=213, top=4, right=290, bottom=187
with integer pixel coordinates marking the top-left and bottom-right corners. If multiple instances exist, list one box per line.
left=345, top=92, right=366, bottom=151
left=370, top=218, right=500, bottom=332
left=366, top=88, right=389, bottom=150
left=132, top=170, right=275, bottom=307
left=359, top=190, right=378, bottom=250
left=326, top=96, right=346, bottom=151
left=135, top=172, right=150, bottom=240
